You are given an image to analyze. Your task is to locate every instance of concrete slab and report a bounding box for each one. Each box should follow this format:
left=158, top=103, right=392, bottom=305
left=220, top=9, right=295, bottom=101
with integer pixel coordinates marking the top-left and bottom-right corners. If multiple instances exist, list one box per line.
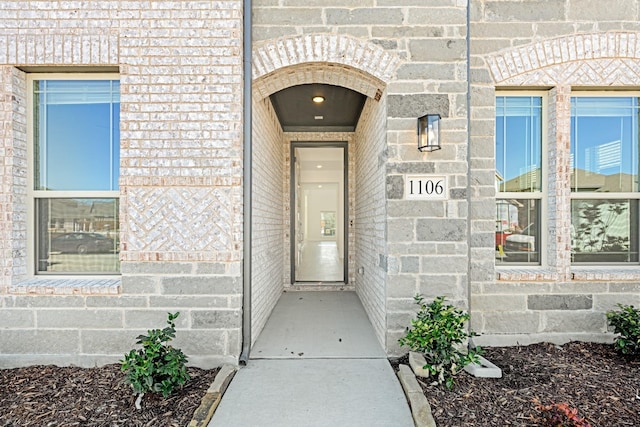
left=208, top=359, right=414, bottom=427
left=251, top=291, right=386, bottom=359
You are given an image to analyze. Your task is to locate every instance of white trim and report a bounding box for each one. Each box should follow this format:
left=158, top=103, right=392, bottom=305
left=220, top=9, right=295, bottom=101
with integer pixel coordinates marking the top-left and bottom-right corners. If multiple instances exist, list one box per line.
left=569, top=92, right=640, bottom=265
left=26, top=73, right=120, bottom=277
left=495, top=90, right=548, bottom=267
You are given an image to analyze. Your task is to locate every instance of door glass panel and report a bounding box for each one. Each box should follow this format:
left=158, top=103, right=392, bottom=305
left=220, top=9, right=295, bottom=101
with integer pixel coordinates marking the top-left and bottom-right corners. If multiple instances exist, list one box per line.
left=293, top=146, right=345, bottom=282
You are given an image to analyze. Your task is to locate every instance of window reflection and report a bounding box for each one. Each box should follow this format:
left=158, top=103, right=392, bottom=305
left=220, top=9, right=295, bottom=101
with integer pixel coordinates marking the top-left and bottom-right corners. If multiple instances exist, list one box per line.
left=36, top=198, right=120, bottom=273
left=496, top=199, right=540, bottom=264
left=571, top=199, right=639, bottom=263
left=571, top=97, right=639, bottom=193
left=34, top=80, right=120, bottom=192
left=496, top=97, right=542, bottom=192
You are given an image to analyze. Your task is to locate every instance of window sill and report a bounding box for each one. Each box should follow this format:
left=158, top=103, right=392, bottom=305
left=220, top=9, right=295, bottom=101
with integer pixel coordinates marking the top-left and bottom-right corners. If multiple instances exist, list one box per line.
left=496, top=268, right=558, bottom=281
left=497, top=267, right=640, bottom=281
left=8, top=278, right=121, bottom=295
left=571, top=267, right=640, bottom=281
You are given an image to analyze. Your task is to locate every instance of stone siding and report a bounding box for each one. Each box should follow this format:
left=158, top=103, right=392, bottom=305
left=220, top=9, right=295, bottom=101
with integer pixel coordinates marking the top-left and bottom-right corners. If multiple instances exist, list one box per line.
left=470, top=1, right=640, bottom=346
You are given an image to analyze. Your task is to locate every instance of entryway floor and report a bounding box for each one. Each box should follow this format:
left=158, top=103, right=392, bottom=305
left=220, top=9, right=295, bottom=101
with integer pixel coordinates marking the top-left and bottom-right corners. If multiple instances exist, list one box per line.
left=251, top=290, right=386, bottom=359
left=208, top=291, right=414, bottom=427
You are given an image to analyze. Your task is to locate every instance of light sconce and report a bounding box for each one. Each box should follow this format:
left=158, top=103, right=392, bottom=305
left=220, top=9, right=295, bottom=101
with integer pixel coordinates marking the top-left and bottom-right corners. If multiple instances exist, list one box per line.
left=417, top=114, right=441, bottom=152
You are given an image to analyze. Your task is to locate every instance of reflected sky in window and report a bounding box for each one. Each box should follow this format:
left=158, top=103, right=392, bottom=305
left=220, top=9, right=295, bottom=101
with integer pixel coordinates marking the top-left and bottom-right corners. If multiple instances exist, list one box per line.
left=571, top=97, right=639, bottom=193
left=496, top=97, right=542, bottom=192
left=34, top=80, right=120, bottom=191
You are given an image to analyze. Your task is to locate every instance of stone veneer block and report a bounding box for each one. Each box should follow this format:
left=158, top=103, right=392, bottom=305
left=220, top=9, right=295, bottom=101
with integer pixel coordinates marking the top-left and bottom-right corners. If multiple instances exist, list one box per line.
left=387, top=94, right=449, bottom=118
left=528, top=294, right=593, bottom=310
left=416, top=219, right=466, bottom=242
left=408, top=351, right=430, bottom=378
left=463, top=356, right=502, bottom=378
left=397, top=364, right=437, bottom=427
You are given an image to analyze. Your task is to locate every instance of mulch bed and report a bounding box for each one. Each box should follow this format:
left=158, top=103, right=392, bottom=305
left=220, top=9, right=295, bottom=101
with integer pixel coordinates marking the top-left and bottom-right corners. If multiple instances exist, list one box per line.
left=2, top=343, right=639, bottom=426
left=394, top=342, right=640, bottom=426
left=0, top=365, right=219, bottom=427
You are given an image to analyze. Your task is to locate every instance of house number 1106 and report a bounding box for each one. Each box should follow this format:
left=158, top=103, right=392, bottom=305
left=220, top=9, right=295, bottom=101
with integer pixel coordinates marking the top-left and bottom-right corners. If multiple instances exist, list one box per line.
left=405, top=175, right=447, bottom=200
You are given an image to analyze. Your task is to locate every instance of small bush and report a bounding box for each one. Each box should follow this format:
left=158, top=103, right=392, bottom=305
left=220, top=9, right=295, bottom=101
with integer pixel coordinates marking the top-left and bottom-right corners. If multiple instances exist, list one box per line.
left=534, top=400, right=592, bottom=427
left=121, top=312, right=190, bottom=401
left=606, top=304, right=640, bottom=356
left=398, top=295, right=481, bottom=389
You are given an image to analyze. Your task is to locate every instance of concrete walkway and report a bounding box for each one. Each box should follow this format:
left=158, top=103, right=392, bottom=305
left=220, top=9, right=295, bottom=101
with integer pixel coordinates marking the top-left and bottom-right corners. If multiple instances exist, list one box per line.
left=208, top=291, right=414, bottom=427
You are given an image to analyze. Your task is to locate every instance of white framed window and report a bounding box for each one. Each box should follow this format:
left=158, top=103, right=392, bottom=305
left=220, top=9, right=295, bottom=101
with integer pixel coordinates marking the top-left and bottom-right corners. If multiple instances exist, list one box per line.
left=570, top=94, right=640, bottom=264
left=27, top=74, right=120, bottom=275
left=495, top=93, right=547, bottom=266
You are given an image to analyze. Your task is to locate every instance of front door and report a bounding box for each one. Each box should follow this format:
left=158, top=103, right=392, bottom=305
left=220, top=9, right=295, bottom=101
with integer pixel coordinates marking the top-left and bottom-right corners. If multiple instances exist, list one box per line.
left=291, top=143, right=347, bottom=283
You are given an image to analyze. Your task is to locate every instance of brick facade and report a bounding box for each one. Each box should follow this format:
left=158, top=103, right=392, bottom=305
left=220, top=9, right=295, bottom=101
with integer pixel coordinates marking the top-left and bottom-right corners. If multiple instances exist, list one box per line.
left=0, top=1, right=243, bottom=368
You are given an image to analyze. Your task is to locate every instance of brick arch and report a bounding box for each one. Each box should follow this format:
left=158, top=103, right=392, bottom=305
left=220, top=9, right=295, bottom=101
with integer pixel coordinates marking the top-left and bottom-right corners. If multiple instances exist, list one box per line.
left=486, top=32, right=640, bottom=86
left=252, top=34, right=401, bottom=100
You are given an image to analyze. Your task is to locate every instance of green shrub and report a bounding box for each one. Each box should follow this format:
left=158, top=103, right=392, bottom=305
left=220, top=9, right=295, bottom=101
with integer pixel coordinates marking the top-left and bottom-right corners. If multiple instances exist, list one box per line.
left=606, top=304, right=640, bottom=356
left=398, top=295, right=481, bottom=389
left=121, top=312, right=190, bottom=404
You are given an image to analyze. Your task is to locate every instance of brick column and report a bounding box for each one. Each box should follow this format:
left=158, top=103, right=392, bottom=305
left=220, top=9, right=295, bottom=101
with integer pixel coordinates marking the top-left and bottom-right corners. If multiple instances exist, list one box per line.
left=0, top=67, right=27, bottom=291
left=547, top=86, right=572, bottom=281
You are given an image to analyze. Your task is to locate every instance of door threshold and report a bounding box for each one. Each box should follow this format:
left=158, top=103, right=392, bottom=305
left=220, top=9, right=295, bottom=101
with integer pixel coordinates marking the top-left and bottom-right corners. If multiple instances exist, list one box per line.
left=287, top=282, right=354, bottom=291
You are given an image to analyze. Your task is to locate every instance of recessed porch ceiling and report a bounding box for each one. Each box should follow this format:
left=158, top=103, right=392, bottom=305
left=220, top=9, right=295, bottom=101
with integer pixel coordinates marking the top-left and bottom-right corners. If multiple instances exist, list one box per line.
left=269, top=83, right=367, bottom=132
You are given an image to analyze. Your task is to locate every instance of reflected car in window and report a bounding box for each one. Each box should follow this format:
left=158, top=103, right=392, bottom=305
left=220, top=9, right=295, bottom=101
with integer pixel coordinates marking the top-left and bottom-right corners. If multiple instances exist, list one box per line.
left=503, top=224, right=538, bottom=262
left=50, top=232, right=115, bottom=254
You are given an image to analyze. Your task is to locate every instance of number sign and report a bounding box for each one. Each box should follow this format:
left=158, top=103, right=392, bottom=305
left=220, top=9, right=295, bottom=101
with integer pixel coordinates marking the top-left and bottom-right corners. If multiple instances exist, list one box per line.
left=405, top=175, right=447, bottom=200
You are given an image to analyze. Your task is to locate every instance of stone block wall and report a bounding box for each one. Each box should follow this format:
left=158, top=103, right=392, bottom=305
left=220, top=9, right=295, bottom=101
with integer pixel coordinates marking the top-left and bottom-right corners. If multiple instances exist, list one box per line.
left=0, top=1, right=244, bottom=368
left=469, top=0, right=640, bottom=346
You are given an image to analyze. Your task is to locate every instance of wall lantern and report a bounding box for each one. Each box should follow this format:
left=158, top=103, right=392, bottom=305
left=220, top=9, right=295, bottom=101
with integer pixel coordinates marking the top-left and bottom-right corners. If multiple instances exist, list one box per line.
left=417, top=114, right=441, bottom=152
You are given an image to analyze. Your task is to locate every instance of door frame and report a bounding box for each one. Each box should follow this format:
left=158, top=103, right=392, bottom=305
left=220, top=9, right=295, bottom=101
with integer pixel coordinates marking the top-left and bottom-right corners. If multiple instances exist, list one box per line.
left=290, top=141, right=349, bottom=284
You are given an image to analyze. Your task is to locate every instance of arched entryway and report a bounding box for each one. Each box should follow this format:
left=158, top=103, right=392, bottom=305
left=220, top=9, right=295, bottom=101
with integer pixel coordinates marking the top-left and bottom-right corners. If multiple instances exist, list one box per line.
left=248, top=34, right=400, bottom=355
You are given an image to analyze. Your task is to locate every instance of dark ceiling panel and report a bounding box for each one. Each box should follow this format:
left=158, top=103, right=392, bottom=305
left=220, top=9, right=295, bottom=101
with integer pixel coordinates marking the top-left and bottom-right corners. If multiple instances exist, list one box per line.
left=269, top=84, right=367, bottom=132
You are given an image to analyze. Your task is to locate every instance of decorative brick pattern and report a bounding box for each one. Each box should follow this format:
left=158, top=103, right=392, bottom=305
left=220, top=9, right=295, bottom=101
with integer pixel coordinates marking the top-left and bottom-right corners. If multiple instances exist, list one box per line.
left=122, top=187, right=241, bottom=262
left=252, top=34, right=399, bottom=100
left=487, top=33, right=640, bottom=85
left=0, top=33, right=118, bottom=66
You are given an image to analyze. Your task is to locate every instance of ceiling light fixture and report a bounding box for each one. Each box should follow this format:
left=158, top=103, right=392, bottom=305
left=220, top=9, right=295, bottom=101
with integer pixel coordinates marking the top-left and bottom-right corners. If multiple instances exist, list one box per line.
left=316, top=165, right=322, bottom=169
left=312, top=96, right=325, bottom=103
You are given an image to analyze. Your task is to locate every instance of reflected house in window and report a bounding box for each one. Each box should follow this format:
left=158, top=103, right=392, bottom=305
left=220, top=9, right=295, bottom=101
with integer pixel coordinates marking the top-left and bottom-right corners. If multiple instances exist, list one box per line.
left=501, top=167, right=540, bottom=193
left=46, top=199, right=118, bottom=235
left=570, top=165, right=638, bottom=262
